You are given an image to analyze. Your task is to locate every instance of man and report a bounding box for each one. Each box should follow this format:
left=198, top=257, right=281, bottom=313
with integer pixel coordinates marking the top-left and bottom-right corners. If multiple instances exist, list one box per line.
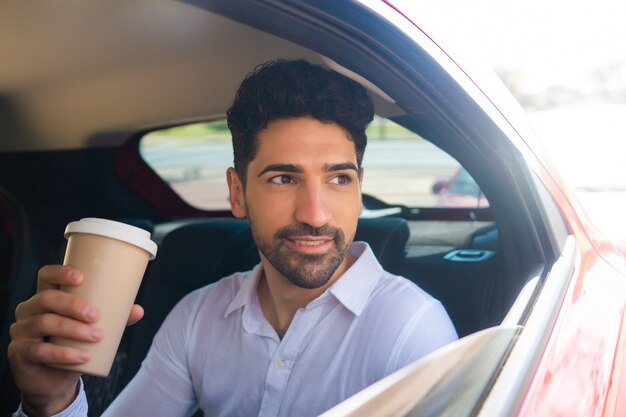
left=8, top=59, right=457, bottom=417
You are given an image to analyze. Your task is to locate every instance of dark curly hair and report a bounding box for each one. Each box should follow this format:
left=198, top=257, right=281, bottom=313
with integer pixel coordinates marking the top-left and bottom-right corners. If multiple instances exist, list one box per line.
left=227, top=59, right=374, bottom=185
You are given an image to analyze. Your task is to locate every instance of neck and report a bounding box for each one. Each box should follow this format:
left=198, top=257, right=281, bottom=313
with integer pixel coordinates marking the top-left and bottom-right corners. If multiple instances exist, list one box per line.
left=256, top=253, right=354, bottom=338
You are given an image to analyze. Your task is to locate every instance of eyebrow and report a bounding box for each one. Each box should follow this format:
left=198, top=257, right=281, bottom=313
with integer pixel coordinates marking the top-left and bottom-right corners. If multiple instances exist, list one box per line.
left=257, top=164, right=302, bottom=177
left=324, top=162, right=359, bottom=173
left=257, top=162, right=359, bottom=177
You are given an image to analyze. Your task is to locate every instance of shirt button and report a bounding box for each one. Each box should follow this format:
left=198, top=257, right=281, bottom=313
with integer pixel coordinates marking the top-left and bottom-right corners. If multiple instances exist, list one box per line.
left=275, top=359, right=286, bottom=369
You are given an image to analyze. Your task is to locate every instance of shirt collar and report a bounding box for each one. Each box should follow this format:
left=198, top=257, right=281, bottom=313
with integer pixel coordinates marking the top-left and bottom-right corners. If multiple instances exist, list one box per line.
left=224, top=263, right=263, bottom=318
left=327, top=241, right=382, bottom=316
left=223, top=242, right=382, bottom=318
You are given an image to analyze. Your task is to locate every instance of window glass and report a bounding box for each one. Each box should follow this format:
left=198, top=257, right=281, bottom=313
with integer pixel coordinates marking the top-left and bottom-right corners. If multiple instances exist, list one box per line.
left=139, top=117, right=489, bottom=211
left=140, top=121, right=232, bottom=210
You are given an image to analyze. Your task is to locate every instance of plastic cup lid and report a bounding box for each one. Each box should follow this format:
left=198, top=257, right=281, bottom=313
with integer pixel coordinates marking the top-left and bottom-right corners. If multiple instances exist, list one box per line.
left=64, top=218, right=158, bottom=260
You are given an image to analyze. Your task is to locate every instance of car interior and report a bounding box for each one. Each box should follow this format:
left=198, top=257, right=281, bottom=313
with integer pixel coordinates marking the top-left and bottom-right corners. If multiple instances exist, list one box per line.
left=0, top=2, right=565, bottom=415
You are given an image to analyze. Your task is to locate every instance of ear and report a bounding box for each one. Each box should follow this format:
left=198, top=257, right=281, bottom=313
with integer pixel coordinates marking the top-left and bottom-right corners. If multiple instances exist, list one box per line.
left=358, top=166, right=364, bottom=214
left=227, top=167, right=247, bottom=218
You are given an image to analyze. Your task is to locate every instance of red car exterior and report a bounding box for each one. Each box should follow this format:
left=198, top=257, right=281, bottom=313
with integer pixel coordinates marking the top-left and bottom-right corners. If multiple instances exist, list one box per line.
left=515, top=190, right=626, bottom=417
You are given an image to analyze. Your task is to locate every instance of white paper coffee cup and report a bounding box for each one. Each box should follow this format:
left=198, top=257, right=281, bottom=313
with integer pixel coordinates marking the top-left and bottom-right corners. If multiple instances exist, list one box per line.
left=49, top=218, right=157, bottom=377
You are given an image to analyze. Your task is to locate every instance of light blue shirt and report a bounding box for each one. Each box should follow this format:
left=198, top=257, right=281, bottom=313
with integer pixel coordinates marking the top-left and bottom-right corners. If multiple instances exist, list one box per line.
left=17, top=242, right=457, bottom=417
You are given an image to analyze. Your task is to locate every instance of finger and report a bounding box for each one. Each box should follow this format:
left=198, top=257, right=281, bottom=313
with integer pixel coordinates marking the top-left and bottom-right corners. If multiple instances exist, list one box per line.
left=37, top=265, right=83, bottom=292
left=10, top=313, right=103, bottom=343
left=11, top=339, right=91, bottom=366
left=15, top=289, right=99, bottom=323
left=127, top=304, right=144, bottom=326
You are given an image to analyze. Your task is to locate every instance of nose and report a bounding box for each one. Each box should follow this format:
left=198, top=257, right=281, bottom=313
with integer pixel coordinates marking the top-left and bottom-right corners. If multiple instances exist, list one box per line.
left=294, top=181, right=330, bottom=229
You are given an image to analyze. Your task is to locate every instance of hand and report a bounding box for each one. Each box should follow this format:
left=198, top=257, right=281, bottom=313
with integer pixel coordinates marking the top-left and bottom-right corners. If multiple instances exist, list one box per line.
left=7, top=265, right=144, bottom=416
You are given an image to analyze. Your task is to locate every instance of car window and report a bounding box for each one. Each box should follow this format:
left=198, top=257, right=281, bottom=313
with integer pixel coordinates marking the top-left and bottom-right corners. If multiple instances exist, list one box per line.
left=139, top=117, right=490, bottom=211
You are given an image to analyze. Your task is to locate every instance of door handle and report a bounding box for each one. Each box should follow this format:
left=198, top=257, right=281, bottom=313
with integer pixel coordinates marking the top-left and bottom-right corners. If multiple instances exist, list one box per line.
left=444, top=249, right=495, bottom=262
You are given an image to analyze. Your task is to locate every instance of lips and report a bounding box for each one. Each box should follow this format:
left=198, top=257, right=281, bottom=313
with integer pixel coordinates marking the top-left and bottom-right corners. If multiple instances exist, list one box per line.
left=273, top=224, right=343, bottom=255
left=284, top=237, right=334, bottom=253
left=291, top=239, right=331, bottom=246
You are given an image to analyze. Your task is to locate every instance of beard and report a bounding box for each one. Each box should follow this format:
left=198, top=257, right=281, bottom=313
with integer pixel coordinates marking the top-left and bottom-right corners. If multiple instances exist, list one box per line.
left=251, top=222, right=350, bottom=289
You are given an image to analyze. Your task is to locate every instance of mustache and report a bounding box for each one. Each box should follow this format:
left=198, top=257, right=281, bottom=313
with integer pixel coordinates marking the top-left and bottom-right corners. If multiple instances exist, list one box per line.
left=274, top=223, right=343, bottom=240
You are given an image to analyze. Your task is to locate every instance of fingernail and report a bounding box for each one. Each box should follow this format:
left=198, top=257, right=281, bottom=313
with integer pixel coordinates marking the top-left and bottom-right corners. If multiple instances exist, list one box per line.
left=68, top=269, right=82, bottom=284
left=89, top=327, right=103, bottom=341
left=77, top=350, right=90, bottom=361
left=84, top=306, right=98, bottom=321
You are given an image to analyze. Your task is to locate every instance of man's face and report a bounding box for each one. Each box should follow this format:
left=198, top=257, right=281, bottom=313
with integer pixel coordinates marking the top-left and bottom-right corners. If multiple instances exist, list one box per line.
left=227, top=117, right=363, bottom=289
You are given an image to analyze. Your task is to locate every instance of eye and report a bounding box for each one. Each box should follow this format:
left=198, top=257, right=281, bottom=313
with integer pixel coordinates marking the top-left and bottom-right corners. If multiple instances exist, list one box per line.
left=329, top=174, right=352, bottom=185
left=269, top=175, right=295, bottom=185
